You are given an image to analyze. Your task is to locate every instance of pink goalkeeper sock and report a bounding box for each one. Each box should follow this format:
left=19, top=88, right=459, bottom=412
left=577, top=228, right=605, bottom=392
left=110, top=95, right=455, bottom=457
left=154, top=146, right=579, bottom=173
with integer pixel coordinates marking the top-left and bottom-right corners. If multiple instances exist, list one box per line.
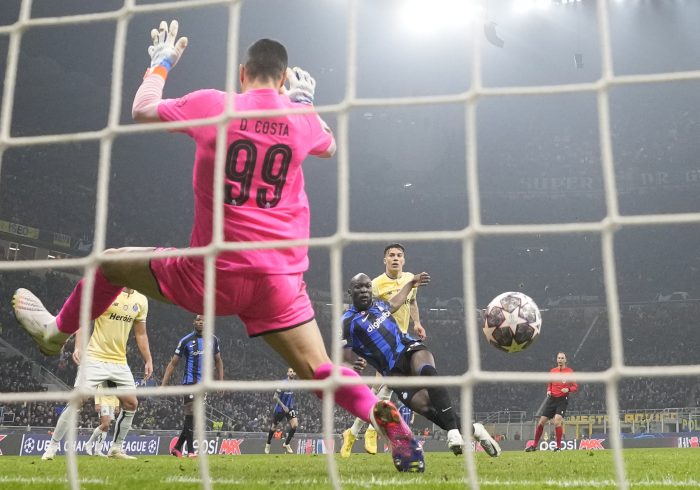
left=55, top=268, right=123, bottom=334
left=313, top=363, right=378, bottom=422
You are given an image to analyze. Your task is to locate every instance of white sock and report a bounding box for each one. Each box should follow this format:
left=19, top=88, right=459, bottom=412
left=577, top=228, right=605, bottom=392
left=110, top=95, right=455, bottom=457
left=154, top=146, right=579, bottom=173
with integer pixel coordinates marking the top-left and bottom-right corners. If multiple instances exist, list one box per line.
left=52, top=404, right=77, bottom=443
left=472, top=423, right=486, bottom=440
left=86, top=426, right=102, bottom=445
left=376, top=385, right=393, bottom=401
left=447, top=429, right=463, bottom=443
left=112, top=410, right=135, bottom=446
left=350, top=417, right=367, bottom=437
left=46, top=319, right=70, bottom=343
left=95, top=428, right=107, bottom=452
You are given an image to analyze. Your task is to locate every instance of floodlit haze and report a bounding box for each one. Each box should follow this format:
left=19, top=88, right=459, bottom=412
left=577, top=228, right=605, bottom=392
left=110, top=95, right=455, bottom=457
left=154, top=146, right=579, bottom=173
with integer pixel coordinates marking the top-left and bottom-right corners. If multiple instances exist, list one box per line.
left=0, top=0, right=699, bottom=378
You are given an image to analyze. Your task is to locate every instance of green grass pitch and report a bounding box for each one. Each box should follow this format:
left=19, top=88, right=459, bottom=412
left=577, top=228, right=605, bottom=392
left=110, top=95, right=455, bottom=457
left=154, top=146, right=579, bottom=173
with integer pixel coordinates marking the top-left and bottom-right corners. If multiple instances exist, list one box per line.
left=0, top=449, right=696, bottom=489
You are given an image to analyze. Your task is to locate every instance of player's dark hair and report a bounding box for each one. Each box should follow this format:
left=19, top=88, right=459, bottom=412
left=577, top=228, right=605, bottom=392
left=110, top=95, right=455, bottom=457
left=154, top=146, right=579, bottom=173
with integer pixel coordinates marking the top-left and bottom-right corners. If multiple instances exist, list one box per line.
left=245, top=39, right=288, bottom=82
left=383, top=243, right=406, bottom=256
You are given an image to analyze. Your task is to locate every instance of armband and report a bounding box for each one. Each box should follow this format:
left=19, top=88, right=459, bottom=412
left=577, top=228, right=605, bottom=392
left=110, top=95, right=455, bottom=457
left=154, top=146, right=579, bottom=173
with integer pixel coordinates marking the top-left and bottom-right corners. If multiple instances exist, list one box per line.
left=143, top=65, right=169, bottom=81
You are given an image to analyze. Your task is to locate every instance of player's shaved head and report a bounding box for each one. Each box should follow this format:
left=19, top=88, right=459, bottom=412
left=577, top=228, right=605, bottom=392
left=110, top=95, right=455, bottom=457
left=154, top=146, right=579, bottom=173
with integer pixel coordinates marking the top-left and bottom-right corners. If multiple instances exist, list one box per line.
left=245, top=38, right=288, bottom=83
left=349, top=273, right=370, bottom=287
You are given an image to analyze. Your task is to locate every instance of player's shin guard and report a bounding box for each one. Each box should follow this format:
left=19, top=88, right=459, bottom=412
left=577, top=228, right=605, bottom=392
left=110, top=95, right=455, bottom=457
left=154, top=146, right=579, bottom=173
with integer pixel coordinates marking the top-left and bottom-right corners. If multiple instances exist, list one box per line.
left=555, top=426, right=563, bottom=449
left=183, top=415, right=194, bottom=453
left=55, top=268, right=123, bottom=334
left=52, top=404, right=77, bottom=443
left=350, top=417, right=367, bottom=437
left=534, top=424, right=544, bottom=444
left=419, top=365, right=459, bottom=431
left=87, top=426, right=104, bottom=446
left=266, top=429, right=275, bottom=444
left=376, top=385, right=393, bottom=401
left=313, top=363, right=378, bottom=422
left=112, top=410, right=135, bottom=447
left=285, top=427, right=297, bottom=445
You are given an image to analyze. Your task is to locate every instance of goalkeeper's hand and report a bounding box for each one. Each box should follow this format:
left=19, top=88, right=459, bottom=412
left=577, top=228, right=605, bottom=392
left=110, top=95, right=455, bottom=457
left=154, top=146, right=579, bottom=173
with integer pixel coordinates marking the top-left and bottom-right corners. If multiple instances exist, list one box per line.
left=285, top=67, right=316, bottom=105
left=148, top=20, right=188, bottom=71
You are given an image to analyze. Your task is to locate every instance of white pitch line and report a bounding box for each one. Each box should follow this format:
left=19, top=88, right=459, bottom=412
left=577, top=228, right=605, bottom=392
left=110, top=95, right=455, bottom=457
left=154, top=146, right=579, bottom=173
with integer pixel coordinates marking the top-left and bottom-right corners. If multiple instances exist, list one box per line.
left=162, top=476, right=700, bottom=488
left=0, top=476, right=105, bottom=485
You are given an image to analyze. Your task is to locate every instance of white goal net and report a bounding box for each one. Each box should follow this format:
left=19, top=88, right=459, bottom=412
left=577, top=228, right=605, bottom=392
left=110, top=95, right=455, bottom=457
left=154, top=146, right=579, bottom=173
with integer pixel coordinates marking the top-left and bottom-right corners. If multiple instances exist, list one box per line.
left=1, top=1, right=700, bottom=489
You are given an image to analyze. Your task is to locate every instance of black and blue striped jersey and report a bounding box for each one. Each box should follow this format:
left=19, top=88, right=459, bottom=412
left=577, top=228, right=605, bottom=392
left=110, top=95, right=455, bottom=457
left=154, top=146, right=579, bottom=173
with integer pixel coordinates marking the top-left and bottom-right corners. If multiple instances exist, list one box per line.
left=174, top=332, right=221, bottom=385
left=342, top=300, right=415, bottom=376
left=273, top=384, right=295, bottom=413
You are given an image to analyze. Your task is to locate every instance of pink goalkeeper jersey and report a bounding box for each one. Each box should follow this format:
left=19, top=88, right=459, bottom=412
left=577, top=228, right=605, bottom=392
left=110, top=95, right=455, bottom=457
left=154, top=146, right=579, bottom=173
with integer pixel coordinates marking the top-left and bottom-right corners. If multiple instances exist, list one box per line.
left=158, top=88, right=333, bottom=274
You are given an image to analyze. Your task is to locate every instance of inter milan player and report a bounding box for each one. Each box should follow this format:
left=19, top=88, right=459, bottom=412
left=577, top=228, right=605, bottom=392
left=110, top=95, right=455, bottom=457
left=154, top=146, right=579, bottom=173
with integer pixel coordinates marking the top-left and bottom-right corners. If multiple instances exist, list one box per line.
left=526, top=351, right=577, bottom=452
left=343, top=272, right=501, bottom=457
left=265, top=368, right=299, bottom=454
left=342, top=243, right=426, bottom=456
left=12, top=20, right=422, bottom=472
left=161, top=315, right=224, bottom=457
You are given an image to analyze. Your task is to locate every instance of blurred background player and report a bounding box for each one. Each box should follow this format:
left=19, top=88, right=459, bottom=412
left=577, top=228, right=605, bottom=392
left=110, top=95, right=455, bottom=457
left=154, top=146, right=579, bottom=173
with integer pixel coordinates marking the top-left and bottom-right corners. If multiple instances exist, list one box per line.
left=265, top=367, right=299, bottom=454
left=161, top=315, right=224, bottom=457
left=343, top=272, right=501, bottom=457
left=398, top=401, right=414, bottom=429
left=85, top=383, right=120, bottom=456
left=526, top=351, right=578, bottom=452
left=12, top=21, right=422, bottom=473
left=342, top=243, right=426, bottom=456
left=36, top=288, right=152, bottom=460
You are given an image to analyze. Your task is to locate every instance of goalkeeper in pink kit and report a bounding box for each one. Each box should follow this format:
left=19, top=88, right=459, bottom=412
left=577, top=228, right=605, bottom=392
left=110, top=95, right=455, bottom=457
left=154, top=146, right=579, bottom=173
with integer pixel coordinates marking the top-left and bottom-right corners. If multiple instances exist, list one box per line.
left=12, top=20, right=423, bottom=472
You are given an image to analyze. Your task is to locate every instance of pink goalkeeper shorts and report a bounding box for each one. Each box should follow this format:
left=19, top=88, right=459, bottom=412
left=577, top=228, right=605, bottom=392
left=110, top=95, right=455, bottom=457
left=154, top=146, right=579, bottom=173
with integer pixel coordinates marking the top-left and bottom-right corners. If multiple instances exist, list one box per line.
left=149, top=251, right=315, bottom=337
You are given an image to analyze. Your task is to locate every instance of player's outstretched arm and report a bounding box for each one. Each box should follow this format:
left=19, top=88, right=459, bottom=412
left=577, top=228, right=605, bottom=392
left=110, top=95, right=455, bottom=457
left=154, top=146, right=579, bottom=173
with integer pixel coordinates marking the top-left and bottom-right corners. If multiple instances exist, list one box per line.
left=388, top=272, right=430, bottom=313
left=132, top=20, right=188, bottom=122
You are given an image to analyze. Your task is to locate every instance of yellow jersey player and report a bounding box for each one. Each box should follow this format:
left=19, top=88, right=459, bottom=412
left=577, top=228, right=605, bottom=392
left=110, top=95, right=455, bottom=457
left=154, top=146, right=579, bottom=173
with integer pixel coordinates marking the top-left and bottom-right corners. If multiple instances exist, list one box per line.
left=85, top=384, right=120, bottom=456
left=341, top=243, right=426, bottom=457
left=41, top=288, right=152, bottom=461
left=372, top=243, right=425, bottom=339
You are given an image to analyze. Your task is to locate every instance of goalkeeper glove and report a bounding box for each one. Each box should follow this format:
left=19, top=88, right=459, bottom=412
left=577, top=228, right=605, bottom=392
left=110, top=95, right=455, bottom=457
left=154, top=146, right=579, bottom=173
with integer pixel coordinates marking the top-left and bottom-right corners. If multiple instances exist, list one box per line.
left=147, top=20, right=188, bottom=74
left=285, top=67, right=316, bottom=105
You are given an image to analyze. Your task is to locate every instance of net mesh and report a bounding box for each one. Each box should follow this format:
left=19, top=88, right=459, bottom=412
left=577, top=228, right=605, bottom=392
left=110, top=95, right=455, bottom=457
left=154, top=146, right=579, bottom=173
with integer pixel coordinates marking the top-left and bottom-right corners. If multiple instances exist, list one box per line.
left=1, top=1, right=699, bottom=489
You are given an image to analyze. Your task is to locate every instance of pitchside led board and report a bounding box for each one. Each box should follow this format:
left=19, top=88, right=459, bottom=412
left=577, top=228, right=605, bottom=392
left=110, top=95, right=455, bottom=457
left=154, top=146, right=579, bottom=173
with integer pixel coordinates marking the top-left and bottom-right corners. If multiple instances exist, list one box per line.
left=0, top=432, right=697, bottom=456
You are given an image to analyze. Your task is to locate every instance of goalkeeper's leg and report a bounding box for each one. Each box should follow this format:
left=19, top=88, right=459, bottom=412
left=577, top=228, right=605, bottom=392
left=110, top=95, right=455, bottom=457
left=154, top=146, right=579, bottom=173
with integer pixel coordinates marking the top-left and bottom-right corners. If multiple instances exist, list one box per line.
left=263, top=321, right=424, bottom=472
left=14, top=247, right=169, bottom=356
left=364, top=385, right=391, bottom=455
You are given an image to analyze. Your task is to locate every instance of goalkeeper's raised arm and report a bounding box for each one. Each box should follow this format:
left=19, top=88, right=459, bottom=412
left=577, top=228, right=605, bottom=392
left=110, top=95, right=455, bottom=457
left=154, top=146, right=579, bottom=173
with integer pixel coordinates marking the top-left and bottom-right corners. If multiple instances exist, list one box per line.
left=132, top=20, right=188, bottom=122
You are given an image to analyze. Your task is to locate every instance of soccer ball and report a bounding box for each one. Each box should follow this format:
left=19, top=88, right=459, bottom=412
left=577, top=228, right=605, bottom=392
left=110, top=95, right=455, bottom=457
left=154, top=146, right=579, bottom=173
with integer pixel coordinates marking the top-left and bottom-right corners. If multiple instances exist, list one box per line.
left=482, top=292, right=542, bottom=353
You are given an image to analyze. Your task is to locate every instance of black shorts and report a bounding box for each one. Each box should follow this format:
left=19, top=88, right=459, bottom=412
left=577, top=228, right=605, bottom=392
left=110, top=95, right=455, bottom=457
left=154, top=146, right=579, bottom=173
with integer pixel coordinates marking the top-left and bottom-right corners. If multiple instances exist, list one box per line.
left=388, top=341, right=430, bottom=403
left=183, top=392, right=208, bottom=406
left=272, top=409, right=297, bottom=424
left=541, top=395, right=569, bottom=419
